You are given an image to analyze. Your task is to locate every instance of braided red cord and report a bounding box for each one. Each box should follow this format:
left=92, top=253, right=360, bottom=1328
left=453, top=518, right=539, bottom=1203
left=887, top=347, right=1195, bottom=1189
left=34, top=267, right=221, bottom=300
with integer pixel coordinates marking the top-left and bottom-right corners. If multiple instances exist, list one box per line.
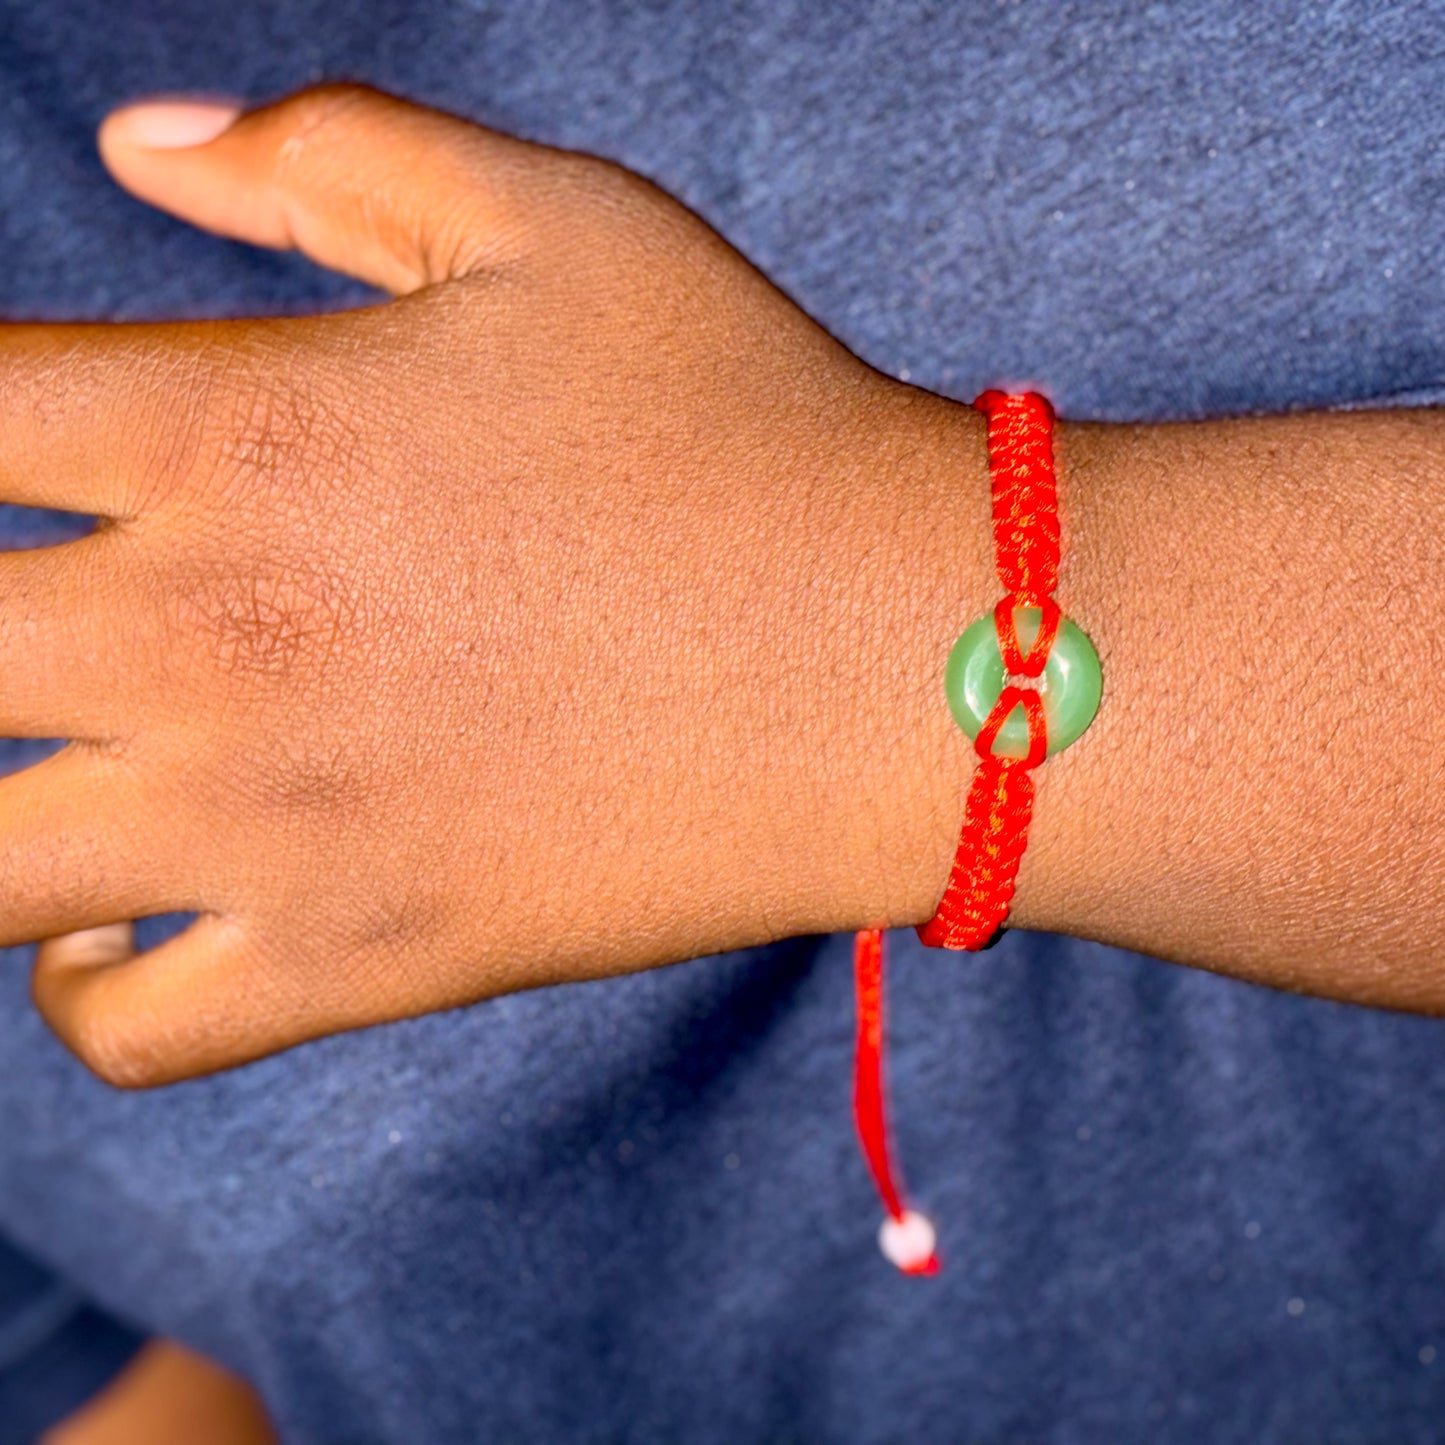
left=977, top=390, right=1060, bottom=605
left=852, top=391, right=1062, bottom=1271
left=919, top=391, right=1059, bottom=946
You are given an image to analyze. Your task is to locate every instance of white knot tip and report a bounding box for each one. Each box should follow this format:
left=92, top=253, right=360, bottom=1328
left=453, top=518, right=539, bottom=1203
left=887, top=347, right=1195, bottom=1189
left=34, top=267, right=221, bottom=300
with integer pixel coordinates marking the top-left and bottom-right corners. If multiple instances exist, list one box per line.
left=878, top=1209, right=940, bottom=1276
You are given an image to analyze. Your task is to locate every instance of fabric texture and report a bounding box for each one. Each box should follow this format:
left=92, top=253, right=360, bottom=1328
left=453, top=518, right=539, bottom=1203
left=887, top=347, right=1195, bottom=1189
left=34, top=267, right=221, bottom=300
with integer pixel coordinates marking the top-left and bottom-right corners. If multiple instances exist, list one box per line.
left=0, top=2, right=1443, bottom=1440
left=0, top=1235, right=142, bottom=1445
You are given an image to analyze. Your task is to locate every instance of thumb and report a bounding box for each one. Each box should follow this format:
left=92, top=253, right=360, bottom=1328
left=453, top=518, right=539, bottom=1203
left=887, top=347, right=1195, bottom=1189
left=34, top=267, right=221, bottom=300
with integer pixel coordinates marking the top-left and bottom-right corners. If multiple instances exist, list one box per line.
left=98, top=84, right=543, bottom=295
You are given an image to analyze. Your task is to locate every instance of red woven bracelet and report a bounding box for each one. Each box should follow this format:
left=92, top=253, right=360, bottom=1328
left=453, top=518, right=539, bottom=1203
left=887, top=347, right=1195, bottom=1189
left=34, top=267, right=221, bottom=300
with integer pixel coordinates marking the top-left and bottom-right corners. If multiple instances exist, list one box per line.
left=852, top=390, right=1101, bottom=1275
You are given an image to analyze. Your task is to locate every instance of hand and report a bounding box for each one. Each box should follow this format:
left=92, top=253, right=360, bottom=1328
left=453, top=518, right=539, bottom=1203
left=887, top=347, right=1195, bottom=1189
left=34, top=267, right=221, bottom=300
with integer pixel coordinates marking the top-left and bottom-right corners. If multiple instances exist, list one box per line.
left=14, top=85, right=982, bottom=1084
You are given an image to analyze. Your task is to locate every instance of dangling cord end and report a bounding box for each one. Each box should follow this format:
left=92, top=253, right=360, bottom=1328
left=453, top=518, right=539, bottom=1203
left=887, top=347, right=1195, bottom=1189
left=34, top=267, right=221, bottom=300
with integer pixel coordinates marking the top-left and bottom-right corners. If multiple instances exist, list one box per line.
left=853, top=927, right=940, bottom=1277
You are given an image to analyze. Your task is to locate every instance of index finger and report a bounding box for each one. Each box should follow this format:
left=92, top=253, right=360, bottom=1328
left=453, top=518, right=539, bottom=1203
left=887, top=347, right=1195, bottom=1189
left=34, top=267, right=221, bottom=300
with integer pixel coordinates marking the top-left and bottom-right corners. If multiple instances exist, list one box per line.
left=0, top=319, right=229, bottom=520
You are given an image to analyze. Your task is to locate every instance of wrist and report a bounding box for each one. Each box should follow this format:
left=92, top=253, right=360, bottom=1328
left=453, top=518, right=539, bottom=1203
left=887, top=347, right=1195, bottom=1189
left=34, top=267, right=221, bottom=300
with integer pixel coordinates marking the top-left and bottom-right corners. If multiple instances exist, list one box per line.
left=796, top=377, right=999, bottom=937
left=804, top=384, right=1123, bottom=946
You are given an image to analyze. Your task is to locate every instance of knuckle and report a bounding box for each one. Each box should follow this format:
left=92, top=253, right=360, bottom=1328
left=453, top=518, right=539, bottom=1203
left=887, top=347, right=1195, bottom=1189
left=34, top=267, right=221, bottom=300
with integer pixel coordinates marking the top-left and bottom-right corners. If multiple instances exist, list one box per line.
left=268, top=86, right=425, bottom=266
left=240, top=731, right=379, bottom=819
left=534, top=151, right=654, bottom=243
left=214, top=380, right=308, bottom=483
left=208, top=366, right=367, bottom=505
left=569, top=152, right=685, bottom=233
left=167, top=371, right=373, bottom=692
left=273, top=83, right=382, bottom=177
left=171, top=552, right=367, bottom=689
left=346, top=878, right=448, bottom=958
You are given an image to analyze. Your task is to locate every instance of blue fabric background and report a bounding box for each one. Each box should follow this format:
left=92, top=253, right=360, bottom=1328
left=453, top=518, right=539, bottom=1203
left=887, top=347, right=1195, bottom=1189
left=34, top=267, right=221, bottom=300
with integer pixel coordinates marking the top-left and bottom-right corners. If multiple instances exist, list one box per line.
left=0, top=2, right=1443, bottom=1440
left=0, top=1235, right=140, bottom=1444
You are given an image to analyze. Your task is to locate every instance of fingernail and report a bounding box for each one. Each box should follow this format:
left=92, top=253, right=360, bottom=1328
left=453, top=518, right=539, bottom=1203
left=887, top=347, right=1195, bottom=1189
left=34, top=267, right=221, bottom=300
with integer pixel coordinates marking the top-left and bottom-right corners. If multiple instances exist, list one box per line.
left=43, top=921, right=135, bottom=967
left=108, top=98, right=243, bottom=149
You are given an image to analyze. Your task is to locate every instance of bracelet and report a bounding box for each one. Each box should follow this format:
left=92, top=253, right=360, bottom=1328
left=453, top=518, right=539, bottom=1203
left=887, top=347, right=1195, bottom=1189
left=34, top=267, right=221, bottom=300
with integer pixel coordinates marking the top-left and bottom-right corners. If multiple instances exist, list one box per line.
left=853, top=390, right=1102, bottom=1275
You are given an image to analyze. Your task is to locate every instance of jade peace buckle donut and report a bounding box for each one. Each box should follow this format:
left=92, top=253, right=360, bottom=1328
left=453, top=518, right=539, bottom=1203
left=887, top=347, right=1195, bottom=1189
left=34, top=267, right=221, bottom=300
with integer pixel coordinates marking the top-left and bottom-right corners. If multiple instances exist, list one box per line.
left=944, top=602, right=1101, bottom=761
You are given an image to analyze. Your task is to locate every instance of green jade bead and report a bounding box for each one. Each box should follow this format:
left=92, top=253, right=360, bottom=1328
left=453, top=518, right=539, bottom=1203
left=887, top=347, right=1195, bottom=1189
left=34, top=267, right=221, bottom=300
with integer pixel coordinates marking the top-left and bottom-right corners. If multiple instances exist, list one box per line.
left=944, top=604, right=1102, bottom=761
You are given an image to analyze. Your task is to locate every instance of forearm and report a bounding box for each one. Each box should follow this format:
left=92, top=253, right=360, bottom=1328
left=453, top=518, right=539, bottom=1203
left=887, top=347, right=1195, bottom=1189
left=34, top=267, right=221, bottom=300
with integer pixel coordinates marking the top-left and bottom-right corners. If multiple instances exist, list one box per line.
left=825, top=392, right=1445, bottom=1010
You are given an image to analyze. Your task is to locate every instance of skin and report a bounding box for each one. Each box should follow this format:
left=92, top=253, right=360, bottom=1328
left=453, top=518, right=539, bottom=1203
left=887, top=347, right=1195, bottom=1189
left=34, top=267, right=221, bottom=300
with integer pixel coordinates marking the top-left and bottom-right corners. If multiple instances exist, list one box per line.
left=42, top=1340, right=275, bottom=1444
left=9, top=82, right=1443, bottom=1096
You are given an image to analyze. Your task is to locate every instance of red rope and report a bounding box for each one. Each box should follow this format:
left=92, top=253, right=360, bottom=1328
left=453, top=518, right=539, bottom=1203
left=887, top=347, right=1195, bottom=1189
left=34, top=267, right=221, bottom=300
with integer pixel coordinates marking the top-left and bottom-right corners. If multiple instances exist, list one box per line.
left=977, top=389, right=1060, bottom=605
left=853, top=926, right=940, bottom=1275
left=853, top=926, right=904, bottom=1222
left=852, top=391, right=1062, bottom=1272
